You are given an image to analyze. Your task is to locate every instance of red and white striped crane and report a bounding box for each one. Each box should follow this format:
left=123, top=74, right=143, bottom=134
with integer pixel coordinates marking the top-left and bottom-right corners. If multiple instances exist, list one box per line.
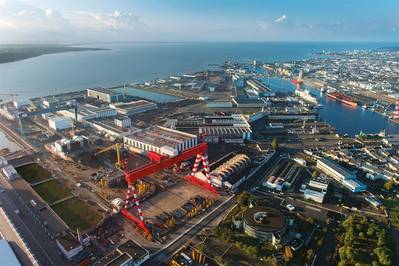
left=121, top=142, right=217, bottom=233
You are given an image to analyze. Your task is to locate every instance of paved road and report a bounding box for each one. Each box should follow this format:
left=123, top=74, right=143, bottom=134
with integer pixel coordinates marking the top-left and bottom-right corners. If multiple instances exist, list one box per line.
left=0, top=207, right=34, bottom=266
left=0, top=176, right=67, bottom=265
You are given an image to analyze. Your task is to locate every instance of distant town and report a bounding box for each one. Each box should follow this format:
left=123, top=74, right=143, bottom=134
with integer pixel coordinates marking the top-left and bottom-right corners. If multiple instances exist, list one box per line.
left=0, top=48, right=398, bottom=266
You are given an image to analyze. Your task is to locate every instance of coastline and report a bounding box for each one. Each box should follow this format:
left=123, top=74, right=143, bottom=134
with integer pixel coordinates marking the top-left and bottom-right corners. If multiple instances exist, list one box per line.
left=0, top=45, right=109, bottom=64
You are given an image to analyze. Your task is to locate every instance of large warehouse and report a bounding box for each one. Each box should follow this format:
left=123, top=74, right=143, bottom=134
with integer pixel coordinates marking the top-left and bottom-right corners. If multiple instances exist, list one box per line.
left=172, top=114, right=252, bottom=143
left=124, top=126, right=198, bottom=157
left=110, top=100, right=158, bottom=116
left=242, top=206, right=287, bottom=241
left=87, top=88, right=124, bottom=103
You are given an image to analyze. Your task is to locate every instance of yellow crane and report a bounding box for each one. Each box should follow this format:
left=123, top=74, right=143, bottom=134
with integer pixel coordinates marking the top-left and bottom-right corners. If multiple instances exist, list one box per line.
left=95, top=143, right=124, bottom=169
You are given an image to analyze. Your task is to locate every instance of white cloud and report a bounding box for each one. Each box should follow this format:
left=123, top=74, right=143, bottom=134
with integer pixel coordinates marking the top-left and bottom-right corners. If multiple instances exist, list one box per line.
left=0, top=0, right=147, bottom=43
left=274, top=14, right=287, bottom=23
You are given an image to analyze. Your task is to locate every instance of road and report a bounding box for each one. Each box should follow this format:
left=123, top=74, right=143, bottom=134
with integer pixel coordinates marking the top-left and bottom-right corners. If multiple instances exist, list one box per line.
left=0, top=175, right=68, bottom=265
left=0, top=207, right=35, bottom=266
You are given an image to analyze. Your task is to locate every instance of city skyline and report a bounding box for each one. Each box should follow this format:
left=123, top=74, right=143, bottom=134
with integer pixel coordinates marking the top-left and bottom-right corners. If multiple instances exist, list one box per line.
left=1, top=0, right=399, bottom=43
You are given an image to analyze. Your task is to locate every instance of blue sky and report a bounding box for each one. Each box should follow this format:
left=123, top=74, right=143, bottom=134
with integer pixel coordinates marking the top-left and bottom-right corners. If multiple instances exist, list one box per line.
left=0, top=0, right=398, bottom=43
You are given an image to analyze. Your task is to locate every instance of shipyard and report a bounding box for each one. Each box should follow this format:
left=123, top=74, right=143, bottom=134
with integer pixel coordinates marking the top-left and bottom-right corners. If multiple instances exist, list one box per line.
left=0, top=51, right=398, bottom=266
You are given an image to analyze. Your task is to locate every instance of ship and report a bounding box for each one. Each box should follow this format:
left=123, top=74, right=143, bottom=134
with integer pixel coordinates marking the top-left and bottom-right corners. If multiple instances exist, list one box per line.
left=295, top=89, right=318, bottom=104
left=327, top=91, right=357, bottom=107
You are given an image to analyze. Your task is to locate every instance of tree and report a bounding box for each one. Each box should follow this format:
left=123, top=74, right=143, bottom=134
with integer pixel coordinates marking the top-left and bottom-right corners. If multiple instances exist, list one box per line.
left=237, top=191, right=251, bottom=207
left=271, top=138, right=279, bottom=150
left=311, top=170, right=318, bottom=177
left=344, top=228, right=354, bottom=245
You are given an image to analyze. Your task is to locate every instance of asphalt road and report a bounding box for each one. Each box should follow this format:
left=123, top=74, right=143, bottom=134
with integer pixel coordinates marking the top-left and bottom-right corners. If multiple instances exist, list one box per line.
left=0, top=207, right=34, bottom=266
left=0, top=175, right=67, bottom=266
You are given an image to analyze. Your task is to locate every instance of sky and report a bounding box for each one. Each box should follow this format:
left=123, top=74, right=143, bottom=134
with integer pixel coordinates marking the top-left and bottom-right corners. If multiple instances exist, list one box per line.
left=0, top=0, right=398, bottom=43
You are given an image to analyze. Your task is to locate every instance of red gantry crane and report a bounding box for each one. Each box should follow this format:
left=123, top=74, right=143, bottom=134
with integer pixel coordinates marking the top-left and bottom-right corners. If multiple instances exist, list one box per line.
left=121, top=141, right=218, bottom=233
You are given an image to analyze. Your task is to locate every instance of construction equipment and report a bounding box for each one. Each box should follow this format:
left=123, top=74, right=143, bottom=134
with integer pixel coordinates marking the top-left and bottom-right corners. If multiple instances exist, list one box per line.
left=285, top=245, right=293, bottom=258
left=121, top=141, right=218, bottom=233
left=95, top=143, right=124, bottom=169
left=192, top=248, right=206, bottom=264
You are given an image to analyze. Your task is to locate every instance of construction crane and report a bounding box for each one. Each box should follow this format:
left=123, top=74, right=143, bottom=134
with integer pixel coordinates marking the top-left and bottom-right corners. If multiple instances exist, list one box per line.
left=0, top=93, right=18, bottom=102
left=95, top=143, right=124, bottom=169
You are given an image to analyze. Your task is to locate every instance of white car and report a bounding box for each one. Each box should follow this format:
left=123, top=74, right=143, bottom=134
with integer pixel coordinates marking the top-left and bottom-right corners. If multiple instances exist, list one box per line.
left=286, top=204, right=296, bottom=212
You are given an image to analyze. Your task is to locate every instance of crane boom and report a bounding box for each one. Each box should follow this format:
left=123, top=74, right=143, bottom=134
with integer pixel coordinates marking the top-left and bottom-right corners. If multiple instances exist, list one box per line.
left=95, top=143, right=123, bottom=169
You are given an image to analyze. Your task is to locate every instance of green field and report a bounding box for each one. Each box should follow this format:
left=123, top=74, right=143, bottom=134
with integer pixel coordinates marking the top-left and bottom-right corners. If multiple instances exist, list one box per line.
left=16, top=163, right=52, bottom=183
left=383, top=199, right=399, bottom=228
left=33, top=180, right=71, bottom=204
left=52, top=198, right=103, bottom=230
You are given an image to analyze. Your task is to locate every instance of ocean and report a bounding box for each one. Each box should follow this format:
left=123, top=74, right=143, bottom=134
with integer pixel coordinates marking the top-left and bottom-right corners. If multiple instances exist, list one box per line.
left=0, top=41, right=398, bottom=136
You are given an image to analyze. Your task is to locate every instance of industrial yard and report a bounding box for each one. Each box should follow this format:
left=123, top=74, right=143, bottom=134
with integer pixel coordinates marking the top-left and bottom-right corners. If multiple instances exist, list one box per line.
left=0, top=57, right=398, bottom=266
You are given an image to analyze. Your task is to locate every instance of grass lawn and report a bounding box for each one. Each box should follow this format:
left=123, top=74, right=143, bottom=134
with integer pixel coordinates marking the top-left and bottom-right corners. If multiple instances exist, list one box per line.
left=383, top=198, right=399, bottom=228
left=33, top=180, right=71, bottom=204
left=53, top=198, right=102, bottom=230
left=16, top=163, right=52, bottom=183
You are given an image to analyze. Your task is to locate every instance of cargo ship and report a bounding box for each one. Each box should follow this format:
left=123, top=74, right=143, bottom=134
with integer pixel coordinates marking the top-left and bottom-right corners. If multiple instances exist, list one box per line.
left=327, top=91, right=357, bottom=107
left=295, top=89, right=318, bottom=104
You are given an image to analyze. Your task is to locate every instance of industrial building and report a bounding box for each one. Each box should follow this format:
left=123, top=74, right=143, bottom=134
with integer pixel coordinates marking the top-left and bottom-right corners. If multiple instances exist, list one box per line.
left=114, top=115, right=132, bottom=128
left=110, top=100, right=158, bottom=116
left=382, top=134, right=399, bottom=146
left=123, top=126, right=198, bottom=157
left=55, top=234, right=84, bottom=261
left=304, top=188, right=326, bottom=203
left=57, top=104, right=117, bottom=122
left=13, top=99, right=30, bottom=109
left=95, top=239, right=149, bottom=266
left=262, top=159, right=301, bottom=191
left=48, top=116, right=74, bottom=130
left=317, top=157, right=367, bottom=193
left=172, top=114, right=251, bottom=143
left=87, top=88, right=124, bottom=103
left=342, top=179, right=367, bottom=193
left=317, top=157, right=356, bottom=182
left=88, top=120, right=131, bottom=140
left=232, top=95, right=269, bottom=108
left=206, top=101, right=233, bottom=108
left=246, top=79, right=275, bottom=96
left=268, top=112, right=317, bottom=121
left=2, top=164, right=20, bottom=180
left=242, top=206, right=287, bottom=241
left=196, top=154, right=251, bottom=188
left=0, top=240, right=21, bottom=266
left=53, top=136, right=89, bottom=153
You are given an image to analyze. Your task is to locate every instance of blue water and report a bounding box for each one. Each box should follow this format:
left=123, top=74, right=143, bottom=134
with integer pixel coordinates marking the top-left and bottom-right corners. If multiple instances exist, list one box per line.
left=263, top=77, right=399, bottom=136
left=0, top=41, right=398, bottom=136
left=0, top=42, right=391, bottom=98
left=117, top=87, right=179, bottom=103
